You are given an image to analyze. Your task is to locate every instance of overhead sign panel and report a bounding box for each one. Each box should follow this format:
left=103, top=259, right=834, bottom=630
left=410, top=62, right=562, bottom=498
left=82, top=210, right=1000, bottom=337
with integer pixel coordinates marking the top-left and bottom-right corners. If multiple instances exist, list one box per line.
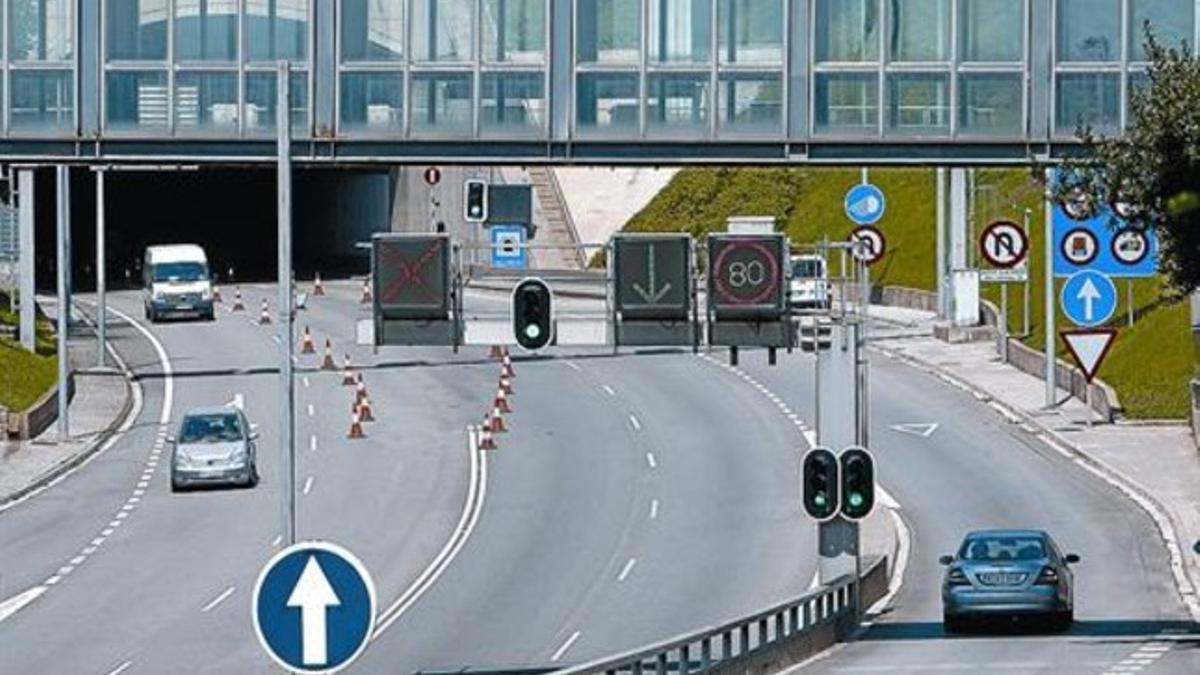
left=707, top=234, right=787, bottom=320
left=1061, top=329, right=1118, bottom=383
left=372, top=233, right=451, bottom=320
left=1052, top=200, right=1158, bottom=278
left=613, top=234, right=691, bottom=320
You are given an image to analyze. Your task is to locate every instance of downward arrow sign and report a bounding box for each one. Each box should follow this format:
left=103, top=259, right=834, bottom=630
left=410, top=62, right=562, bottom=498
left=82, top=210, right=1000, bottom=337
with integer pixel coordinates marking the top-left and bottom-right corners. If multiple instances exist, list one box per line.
left=287, top=556, right=341, bottom=666
left=1077, top=278, right=1101, bottom=322
left=632, top=243, right=672, bottom=303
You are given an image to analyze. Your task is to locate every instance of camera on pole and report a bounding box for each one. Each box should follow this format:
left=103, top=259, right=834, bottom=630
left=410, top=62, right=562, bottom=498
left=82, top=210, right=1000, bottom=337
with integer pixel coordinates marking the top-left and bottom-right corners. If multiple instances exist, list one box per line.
left=802, top=447, right=839, bottom=521
left=512, top=278, right=553, bottom=352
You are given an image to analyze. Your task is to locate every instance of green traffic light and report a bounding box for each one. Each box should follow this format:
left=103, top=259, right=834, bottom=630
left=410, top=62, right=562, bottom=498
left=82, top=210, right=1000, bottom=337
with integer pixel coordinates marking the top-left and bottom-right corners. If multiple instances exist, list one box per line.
left=848, top=493, right=864, bottom=508
left=524, top=324, right=541, bottom=339
left=814, top=494, right=826, bottom=507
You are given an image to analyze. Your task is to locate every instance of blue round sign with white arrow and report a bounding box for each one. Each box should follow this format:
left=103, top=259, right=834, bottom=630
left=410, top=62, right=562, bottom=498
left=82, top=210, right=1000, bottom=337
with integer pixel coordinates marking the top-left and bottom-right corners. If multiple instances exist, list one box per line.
left=253, top=541, right=376, bottom=674
left=845, top=183, right=886, bottom=226
left=1060, top=269, right=1118, bottom=328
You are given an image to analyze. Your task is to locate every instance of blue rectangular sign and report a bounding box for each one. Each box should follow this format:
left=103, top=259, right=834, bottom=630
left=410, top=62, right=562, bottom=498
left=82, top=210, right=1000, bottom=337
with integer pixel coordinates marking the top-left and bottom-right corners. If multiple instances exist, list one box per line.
left=491, top=224, right=527, bottom=270
left=1052, top=203, right=1158, bottom=279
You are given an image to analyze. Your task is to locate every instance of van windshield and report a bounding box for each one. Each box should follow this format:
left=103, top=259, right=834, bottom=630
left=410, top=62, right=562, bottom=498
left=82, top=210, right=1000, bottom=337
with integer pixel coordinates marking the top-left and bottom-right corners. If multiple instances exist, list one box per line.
left=153, top=262, right=208, bottom=283
left=792, top=259, right=825, bottom=279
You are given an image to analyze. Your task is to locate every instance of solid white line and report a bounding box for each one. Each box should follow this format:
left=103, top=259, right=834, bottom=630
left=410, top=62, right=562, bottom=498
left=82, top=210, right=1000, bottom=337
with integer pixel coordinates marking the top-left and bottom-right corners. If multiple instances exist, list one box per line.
left=551, top=630, right=582, bottom=662
left=103, top=660, right=134, bottom=675
left=808, top=570, right=821, bottom=590
left=645, top=452, right=657, bottom=469
left=628, top=414, right=641, bottom=431
left=201, top=586, right=236, bottom=613
left=649, top=499, right=659, bottom=520
left=0, top=586, right=47, bottom=624
left=601, top=384, right=616, bottom=397
left=302, top=476, right=314, bottom=495
left=307, top=404, right=315, bottom=416
left=617, top=557, right=638, bottom=582
left=309, top=435, right=317, bottom=452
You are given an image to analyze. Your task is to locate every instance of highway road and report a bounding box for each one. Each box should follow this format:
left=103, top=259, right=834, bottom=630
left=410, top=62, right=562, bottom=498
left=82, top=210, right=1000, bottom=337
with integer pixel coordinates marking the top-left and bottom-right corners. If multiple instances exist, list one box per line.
left=1, top=282, right=1194, bottom=674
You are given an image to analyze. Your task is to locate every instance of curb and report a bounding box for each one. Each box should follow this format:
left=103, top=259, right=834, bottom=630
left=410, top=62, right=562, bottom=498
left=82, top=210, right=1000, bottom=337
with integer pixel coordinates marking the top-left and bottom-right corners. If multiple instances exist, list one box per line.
left=0, top=305, right=137, bottom=510
left=872, top=341, right=1200, bottom=625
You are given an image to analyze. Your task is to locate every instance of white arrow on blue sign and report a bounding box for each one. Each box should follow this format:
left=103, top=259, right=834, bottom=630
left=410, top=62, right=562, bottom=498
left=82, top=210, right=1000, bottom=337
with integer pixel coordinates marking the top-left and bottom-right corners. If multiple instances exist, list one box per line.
left=1060, top=270, right=1118, bottom=328
left=254, top=541, right=376, bottom=674
left=845, top=183, right=886, bottom=226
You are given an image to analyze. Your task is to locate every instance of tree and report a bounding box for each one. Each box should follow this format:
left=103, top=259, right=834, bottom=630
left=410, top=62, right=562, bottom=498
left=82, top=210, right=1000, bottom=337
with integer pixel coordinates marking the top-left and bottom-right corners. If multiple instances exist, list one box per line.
left=1053, top=29, right=1200, bottom=296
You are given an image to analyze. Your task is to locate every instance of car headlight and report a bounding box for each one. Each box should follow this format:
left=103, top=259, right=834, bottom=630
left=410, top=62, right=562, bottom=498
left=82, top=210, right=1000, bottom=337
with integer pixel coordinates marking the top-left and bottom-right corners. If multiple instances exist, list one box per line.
left=946, top=568, right=971, bottom=586
left=153, top=289, right=166, bottom=301
left=227, top=448, right=248, bottom=465
left=201, top=289, right=212, bottom=301
left=174, top=449, right=193, bottom=467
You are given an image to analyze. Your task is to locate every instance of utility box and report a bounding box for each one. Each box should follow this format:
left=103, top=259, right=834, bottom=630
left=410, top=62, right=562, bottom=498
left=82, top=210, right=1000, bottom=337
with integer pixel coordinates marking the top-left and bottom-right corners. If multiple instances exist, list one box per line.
left=726, top=216, right=777, bottom=235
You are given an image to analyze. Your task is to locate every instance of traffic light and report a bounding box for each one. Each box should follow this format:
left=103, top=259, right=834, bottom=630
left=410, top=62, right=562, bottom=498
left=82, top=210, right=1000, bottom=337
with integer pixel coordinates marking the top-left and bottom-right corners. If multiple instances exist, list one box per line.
left=464, top=179, right=488, bottom=223
left=839, top=447, right=875, bottom=520
left=802, top=448, right=839, bottom=521
left=512, top=278, right=553, bottom=351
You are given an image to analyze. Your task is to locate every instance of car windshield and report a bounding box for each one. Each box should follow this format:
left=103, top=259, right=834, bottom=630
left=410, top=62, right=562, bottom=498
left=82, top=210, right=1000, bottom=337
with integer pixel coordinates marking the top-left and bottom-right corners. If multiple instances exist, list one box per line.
left=153, top=262, right=208, bottom=283
left=792, top=259, right=824, bottom=279
left=179, top=413, right=243, bottom=444
left=959, top=536, right=1047, bottom=561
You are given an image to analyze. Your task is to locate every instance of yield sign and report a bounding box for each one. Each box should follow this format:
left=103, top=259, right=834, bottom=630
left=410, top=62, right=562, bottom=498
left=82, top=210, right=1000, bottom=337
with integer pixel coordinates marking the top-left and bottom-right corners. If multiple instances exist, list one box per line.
left=1060, top=329, right=1118, bottom=383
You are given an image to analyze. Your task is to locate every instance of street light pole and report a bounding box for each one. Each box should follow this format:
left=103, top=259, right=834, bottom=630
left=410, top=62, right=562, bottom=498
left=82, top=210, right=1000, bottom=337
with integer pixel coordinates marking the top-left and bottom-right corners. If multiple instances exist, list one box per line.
left=96, top=169, right=106, bottom=367
left=56, top=166, right=71, bottom=439
left=277, top=62, right=296, bottom=547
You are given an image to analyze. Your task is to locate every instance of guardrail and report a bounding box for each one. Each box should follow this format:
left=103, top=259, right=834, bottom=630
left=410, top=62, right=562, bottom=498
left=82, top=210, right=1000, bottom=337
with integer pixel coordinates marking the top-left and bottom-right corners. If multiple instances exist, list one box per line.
left=555, top=556, right=888, bottom=675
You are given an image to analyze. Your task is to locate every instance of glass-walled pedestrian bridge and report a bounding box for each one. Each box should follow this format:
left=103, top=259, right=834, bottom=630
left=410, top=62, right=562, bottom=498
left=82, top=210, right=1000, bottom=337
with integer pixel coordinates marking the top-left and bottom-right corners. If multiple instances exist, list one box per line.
left=0, top=0, right=1192, bottom=164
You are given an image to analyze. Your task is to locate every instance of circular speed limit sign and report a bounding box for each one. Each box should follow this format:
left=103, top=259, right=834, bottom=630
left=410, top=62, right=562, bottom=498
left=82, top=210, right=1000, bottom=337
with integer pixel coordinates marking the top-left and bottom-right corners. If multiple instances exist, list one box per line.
left=712, top=240, right=781, bottom=305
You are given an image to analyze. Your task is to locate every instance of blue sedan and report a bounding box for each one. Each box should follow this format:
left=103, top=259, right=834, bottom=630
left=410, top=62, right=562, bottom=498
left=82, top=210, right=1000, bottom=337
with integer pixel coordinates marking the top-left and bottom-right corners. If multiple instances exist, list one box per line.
left=940, top=529, right=1079, bottom=633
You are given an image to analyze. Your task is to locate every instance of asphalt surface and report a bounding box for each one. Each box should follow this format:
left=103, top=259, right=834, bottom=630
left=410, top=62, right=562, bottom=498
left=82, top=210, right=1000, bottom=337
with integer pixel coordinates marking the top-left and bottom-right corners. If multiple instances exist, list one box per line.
left=1, top=285, right=1194, bottom=674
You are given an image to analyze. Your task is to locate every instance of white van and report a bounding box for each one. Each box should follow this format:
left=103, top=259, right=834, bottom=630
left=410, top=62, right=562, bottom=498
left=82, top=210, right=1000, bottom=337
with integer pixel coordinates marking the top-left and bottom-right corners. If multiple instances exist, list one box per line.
left=789, top=254, right=831, bottom=311
left=143, top=244, right=215, bottom=322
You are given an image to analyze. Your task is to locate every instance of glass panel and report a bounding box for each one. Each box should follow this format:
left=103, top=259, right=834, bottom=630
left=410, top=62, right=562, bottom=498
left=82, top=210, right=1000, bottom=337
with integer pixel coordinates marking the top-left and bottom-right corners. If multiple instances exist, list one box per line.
left=175, top=71, right=238, bottom=131
left=718, top=0, right=784, bottom=64
left=960, top=0, right=1023, bottom=62
left=1056, top=72, right=1119, bottom=133
left=891, top=0, right=950, bottom=62
left=341, top=0, right=404, bottom=62
left=244, top=71, right=310, bottom=132
left=647, top=73, right=710, bottom=136
left=106, top=70, right=169, bottom=131
left=1129, top=0, right=1194, bottom=61
left=410, top=72, right=474, bottom=134
left=106, top=0, right=168, bottom=61
left=339, top=71, right=403, bottom=133
left=246, top=0, right=309, bottom=62
left=481, top=71, right=545, bottom=134
left=1127, top=70, right=1148, bottom=120
left=411, top=0, right=474, bottom=62
left=814, top=72, right=878, bottom=133
left=482, top=0, right=546, bottom=63
left=887, top=72, right=949, bottom=133
left=576, top=71, right=639, bottom=133
left=815, top=0, right=879, bottom=62
left=959, top=72, right=1022, bottom=134
left=9, top=70, right=73, bottom=131
left=576, top=0, right=641, bottom=64
left=174, top=0, right=237, bottom=61
left=718, top=72, right=782, bottom=135
left=1057, top=0, right=1119, bottom=62
left=648, top=0, right=711, bottom=64
left=9, top=0, right=74, bottom=61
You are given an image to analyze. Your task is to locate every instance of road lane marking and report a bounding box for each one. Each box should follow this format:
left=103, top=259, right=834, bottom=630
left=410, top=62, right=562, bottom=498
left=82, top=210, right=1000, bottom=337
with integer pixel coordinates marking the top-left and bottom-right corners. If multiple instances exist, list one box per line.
left=628, top=414, right=642, bottom=431
left=551, top=630, right=582, bottom=662
left=645, top=452, right=657, bottom=469
left=302, top=476, right=314, bottom=495
left=0, top=586, right=47, bottom=624
left=201, top=586, right=236, bottom=613
left=103, top=660, right=134, bottom=675
left=563, top=361, right=582, bottom=372
left=307, top=404, right=315, bottom=416
left=272, top=534, right=283, bottom=547
left=303, top=375, right=310, bottom=388
left=601, top=384, right=616, bottom=396
left=617, top=558, right=638, bottom=582
left=649, top=499, right=659, bottom=520
left=309, top=435, right=318, bottom=452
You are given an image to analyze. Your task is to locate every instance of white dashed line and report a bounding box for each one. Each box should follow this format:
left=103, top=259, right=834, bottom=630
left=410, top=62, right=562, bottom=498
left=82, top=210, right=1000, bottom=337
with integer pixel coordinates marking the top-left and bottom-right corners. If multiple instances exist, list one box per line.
left=617, top=557, right=638, bottom=582
left=201, top=586, right=236, bottom=613
left=601, top=384, right=616, bottom=397
left=551, top=630, right=582, bottom=662
left=309, top=435, right=318, bottom=452
left=563, top=361, right=582, bottom=372
left=272, top=534, right=283, bottom=547
left=628, top=414, right=642, bottom=431
left=307, top=404, right=315, bottom=416
left=103, top=660, right=134, bottom=675
left=645, top=452, right=657, bottom=469
left=302, top=476, right=314, bottom=495
left=649, top=499, right=659, bottom=520
left=302, top=375, right=310, bottom=388
left=0, top=586, right=47, bottom=624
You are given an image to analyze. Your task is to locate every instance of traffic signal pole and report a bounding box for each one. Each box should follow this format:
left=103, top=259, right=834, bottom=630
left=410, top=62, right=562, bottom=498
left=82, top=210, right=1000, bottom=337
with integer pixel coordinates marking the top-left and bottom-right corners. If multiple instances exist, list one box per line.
left=277, top=62, right=297, bottom=547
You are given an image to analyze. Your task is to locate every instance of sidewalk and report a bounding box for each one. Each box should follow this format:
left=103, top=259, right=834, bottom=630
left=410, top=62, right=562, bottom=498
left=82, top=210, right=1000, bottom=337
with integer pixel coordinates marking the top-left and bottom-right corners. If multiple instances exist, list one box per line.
left=868, top=304, right=1200, bottom=622
left=0, top=308, right=132, bottom=507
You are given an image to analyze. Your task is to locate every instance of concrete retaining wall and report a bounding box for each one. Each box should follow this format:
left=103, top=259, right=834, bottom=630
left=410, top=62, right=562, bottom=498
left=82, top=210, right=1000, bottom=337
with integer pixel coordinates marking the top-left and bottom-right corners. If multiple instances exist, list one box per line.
left=5, top=370, right=74, bottom=439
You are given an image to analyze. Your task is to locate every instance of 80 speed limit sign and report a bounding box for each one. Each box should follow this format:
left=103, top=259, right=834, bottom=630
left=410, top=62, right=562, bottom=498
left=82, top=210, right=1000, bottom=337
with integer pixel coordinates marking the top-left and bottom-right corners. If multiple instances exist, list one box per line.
left=707, top=235, right=787, bottom=318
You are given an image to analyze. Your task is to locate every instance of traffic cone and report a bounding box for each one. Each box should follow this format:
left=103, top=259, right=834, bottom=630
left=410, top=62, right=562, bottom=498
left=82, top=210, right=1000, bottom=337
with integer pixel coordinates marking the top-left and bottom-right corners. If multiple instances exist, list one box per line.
left=347, top=410, right=365, bottom=439
left=356, top=397, right=375, bottom=422
left=299, top=326, right=316, bottom=354
left=478, top=425, right=497, bottom=450
left=488, top=406, right=507, bottom=433
left=321, top=339, right=336, bottom=370
left=231, top=287, right=245, bottom=311
left=502, top=356, right=516, bottom=379
left=500, top=376, right=513, bottom=396
left=313, top=272, right=325, bottom=296
left=489, top=344, right=503, bottom=359
left=355, top=379, right=369, bottom=405
left=493, top=388, right=511, bottom=413
left=360, top=278, right=372, bottom=304
left=258, top=298, right=271, bottom=324
left=212, top=285, right=223, bottom=303
left=341, top=355, right=355, bottom=385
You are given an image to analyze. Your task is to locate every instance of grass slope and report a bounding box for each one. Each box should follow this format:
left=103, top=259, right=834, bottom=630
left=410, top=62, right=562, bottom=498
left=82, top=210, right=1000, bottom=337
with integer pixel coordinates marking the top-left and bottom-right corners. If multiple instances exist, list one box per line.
left=624, top=168, right=1190, bottom=419
left=0, top=292, right=58, bottom=412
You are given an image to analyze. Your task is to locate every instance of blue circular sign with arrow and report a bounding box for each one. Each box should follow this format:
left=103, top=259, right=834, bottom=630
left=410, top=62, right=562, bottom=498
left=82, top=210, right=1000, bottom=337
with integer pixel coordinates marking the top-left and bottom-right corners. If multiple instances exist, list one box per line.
left=845, top=183, right=886, bottom=226
left=253, top=541, right=377, bottom=674
left=1060, top=270, right=1118, bottom=328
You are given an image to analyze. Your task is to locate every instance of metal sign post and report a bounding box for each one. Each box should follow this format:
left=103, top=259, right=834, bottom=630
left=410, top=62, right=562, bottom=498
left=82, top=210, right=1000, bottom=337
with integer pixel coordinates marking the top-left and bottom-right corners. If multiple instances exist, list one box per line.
left=1044, top=185, right=1056, bottom=408
left=276, top=62, right=297, bottom=547
left=55, top=166, right=71, bottom=439
left=95, top=169, right=106, bottom=367
left=18, top=169, right=34, bottom=352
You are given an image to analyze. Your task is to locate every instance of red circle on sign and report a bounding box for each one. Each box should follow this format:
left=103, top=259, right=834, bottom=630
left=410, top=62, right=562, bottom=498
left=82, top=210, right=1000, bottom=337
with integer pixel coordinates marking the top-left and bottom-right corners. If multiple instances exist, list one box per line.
left=979, top=220, right=1029, bottom=269
left=712, top=241, right=780, bottom=305
left=848, top=227, right=886, bottom=266
left=424, top=167, right=441, bottom=186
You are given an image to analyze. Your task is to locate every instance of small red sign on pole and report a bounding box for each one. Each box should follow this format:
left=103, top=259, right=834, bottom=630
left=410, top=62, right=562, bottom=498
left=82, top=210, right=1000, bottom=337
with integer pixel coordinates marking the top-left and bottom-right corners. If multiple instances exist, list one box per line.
left=423, top=166, right=441, bottom=186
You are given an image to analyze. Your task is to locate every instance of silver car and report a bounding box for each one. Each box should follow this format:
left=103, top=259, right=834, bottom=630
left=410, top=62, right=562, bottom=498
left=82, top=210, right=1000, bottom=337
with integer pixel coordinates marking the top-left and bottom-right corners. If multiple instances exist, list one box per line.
left=170, top=406, right=260, bottom=491
left=940, top=529, right=1079, bottom=632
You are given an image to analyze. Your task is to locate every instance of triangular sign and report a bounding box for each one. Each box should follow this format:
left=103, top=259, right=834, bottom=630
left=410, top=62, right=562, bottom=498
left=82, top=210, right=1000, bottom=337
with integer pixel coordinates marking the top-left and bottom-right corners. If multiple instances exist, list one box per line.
left=889, top=423, right=939, bottom=438
left=1060, top=329, right=1118, bottom=384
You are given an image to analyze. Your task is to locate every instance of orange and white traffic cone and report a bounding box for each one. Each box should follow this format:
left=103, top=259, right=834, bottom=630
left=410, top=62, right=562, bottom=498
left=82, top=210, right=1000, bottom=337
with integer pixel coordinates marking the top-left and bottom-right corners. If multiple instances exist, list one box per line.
left=258, top=298, right=271, bottom=325
left=488, top=406, right=507, bottom=433
left=355, top=379, right=369, bottom=405
left=231, top=287, right=245, bottom=311
left=489, top=344, right=503, bottom=359
left=212, top=285, right=223, bottom=303
left=321, top=339, right=336, bottom=370
left=502, top=356, right=516, bottom=379
left=313, top=272, right=325, bottom=296
left=478, top=425, right=497, bottom=450
left=299, top=326, right=316, bottom=354
left=356, top=397, right=375, bottom=422
left=341, top=355, right=355, bottom=385
left=347, top=410, right=365, bottom=439
left=499, top=376, right=513, bottom=396
left=493, top=388, right=511, bottom=414
left=360, top=278, right=372, bottom=304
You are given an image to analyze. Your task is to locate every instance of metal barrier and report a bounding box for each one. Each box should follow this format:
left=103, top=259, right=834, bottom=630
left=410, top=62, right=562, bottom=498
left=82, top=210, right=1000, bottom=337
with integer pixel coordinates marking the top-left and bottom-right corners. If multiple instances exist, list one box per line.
left=554, top=557, right=887, bottom=675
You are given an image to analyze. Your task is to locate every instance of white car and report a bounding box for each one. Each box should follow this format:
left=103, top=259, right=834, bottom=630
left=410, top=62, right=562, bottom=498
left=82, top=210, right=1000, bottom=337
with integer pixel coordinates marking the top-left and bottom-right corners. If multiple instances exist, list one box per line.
left=789, top=255, right=831, bottom=311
